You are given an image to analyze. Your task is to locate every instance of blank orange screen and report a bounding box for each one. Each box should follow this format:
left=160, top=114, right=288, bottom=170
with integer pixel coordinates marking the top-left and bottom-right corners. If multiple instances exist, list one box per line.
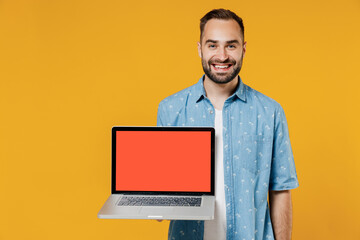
left=116, top=131, right=211, bottom=192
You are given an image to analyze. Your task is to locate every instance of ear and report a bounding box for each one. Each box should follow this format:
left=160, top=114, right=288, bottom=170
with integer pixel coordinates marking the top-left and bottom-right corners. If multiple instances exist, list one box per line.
left=243, top=41, right=247, bottom=54
left=197, top=41, right=202, bottom=58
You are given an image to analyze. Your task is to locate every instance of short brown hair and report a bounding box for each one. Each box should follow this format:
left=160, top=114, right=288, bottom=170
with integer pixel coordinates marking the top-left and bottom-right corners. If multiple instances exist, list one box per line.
left=200, top=8, right=244, bottom=43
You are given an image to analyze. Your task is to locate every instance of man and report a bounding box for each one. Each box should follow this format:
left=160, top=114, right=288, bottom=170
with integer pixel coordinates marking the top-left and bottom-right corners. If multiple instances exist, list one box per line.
left=157, top=8, right=299, bottom=240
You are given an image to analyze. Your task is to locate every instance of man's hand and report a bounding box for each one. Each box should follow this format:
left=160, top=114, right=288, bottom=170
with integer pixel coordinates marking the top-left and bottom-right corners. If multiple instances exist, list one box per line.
left=269, top=190, right=293, bottom=240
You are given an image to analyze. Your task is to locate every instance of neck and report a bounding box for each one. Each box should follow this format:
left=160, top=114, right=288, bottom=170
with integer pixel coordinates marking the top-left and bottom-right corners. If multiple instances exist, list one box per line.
left=203, top=75, right=239, bottom=110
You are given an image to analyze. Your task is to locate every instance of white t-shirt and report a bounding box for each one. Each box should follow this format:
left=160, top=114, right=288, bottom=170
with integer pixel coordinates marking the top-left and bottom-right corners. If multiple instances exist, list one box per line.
left=204, top=109, right=227, bottom=240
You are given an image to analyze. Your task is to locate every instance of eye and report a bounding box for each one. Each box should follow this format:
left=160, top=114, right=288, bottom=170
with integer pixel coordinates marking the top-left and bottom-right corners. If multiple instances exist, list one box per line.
left=228, top=45, right=236, bottom=49
left=208, top=44, right=216, bottom=49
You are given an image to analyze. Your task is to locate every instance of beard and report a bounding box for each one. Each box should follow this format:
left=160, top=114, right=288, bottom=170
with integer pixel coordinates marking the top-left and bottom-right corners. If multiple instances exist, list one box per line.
left=201, top=56, right=243, bottom=84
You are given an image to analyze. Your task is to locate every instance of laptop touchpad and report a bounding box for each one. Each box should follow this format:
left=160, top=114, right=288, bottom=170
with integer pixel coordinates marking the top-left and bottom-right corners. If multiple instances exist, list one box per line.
left=140, top=207, right=174, bottom=215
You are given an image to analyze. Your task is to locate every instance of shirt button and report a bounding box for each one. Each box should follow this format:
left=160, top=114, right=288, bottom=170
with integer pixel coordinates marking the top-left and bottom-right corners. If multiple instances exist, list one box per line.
left=209, top=110, right=213, bottom=114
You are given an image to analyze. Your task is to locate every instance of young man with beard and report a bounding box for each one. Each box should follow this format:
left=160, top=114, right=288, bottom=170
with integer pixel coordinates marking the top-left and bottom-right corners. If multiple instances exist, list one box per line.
left=157, top=8, right=299, bottom=240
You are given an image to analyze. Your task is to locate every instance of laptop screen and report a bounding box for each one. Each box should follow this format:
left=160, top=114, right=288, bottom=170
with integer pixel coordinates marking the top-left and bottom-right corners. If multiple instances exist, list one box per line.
left=112, top=127, right=214, bottom=194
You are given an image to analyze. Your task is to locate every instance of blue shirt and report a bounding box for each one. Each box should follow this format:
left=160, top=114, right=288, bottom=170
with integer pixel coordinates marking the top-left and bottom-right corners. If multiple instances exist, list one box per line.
left=157, top=75, right=299, bottom=240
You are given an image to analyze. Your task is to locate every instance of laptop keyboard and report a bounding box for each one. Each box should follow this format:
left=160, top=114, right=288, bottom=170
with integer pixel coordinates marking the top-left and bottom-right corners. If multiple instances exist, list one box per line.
left=117, top=196, right=202, bottom=207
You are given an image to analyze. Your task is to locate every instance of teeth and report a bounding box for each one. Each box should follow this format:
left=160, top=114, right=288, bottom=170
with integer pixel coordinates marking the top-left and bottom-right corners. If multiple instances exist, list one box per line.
left=214, top=65, right=230, bottom=69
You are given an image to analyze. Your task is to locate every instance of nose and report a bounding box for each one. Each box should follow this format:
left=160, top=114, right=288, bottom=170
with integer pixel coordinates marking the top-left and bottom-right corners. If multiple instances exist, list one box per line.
left=216, top=47, right=229, bottom=62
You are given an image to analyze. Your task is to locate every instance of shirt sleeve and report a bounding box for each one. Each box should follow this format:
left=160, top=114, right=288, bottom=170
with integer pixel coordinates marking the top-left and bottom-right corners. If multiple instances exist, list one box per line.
left=269, top=104, right=299, bottom=191
left=157, top=101, right=165, bottom=127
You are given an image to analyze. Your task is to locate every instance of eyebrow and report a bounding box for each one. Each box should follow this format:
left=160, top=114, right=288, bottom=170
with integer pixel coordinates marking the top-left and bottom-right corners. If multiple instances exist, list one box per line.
left=204, top=39, right=240, bottom=44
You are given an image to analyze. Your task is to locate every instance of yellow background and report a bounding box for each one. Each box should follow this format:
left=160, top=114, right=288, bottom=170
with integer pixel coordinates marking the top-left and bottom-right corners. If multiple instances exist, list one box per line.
left=1, top=0, right=359, bottom=239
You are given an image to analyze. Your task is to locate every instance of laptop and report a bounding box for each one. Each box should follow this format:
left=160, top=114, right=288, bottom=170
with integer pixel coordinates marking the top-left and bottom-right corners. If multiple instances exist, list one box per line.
left=98, top=126, right=215, bottom=220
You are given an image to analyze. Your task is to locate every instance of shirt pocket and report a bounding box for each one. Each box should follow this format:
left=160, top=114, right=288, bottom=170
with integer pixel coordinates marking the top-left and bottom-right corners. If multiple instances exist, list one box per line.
left=234, top=135, right=273, bottom=175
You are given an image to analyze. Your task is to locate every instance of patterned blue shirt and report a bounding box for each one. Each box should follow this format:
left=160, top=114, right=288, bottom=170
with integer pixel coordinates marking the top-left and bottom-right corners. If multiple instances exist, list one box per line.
left=157, top=75, right=299, bottom=240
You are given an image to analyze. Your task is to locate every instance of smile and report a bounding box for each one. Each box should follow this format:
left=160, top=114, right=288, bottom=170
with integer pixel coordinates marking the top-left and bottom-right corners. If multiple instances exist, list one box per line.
left=211, top=64, right=232, bottom=72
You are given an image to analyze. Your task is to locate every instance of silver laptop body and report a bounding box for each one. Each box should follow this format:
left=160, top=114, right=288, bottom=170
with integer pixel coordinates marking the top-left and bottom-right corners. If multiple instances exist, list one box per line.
left=98, top=126, right=215, bottom=220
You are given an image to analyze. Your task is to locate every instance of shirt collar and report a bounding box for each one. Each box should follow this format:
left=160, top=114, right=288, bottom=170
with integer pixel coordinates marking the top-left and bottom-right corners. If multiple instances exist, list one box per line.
left=193, top=74, right=247, bottom=103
